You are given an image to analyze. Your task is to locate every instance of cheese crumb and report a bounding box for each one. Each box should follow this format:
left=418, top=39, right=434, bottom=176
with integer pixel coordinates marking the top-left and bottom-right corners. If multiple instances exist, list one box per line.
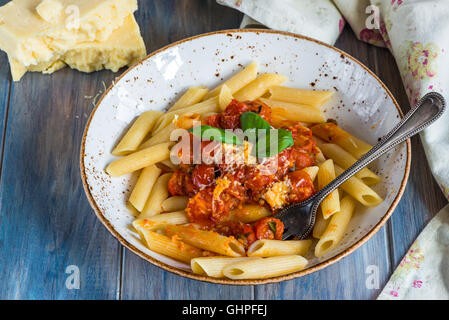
left=263, top=179, right=291, bottom=209
left=213, top=177, right=230, bottom=201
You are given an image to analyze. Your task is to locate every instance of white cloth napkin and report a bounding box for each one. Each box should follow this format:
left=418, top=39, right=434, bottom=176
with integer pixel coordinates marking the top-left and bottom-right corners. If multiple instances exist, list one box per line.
left=218, top=0, right=449, bottom=299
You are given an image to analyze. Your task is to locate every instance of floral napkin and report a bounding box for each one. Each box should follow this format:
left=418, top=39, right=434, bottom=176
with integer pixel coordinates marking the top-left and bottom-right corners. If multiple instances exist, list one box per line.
left=218, top=0, right=449, bottom=299
left=378, top=204, right=449, bottom=300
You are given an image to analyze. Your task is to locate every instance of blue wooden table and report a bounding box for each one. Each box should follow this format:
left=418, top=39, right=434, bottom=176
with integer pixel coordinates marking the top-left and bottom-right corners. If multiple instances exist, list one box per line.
left=0, top=0, right=446, bottom=300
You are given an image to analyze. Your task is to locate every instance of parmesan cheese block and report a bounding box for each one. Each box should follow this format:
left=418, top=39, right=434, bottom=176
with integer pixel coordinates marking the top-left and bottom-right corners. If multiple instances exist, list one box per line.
left=0, top=0, right=138, bottom=68
left=8, top=14, right=146, bottom=81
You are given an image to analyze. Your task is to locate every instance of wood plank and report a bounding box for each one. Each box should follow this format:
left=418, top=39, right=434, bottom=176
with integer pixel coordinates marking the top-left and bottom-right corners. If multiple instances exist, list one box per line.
left=0, top=66, right=122, bottom=298
left=0, top=50, right=10, bottom=160
left=121, top=0, right=254, bottom=299
left=0, top=0, right=11, bottom=168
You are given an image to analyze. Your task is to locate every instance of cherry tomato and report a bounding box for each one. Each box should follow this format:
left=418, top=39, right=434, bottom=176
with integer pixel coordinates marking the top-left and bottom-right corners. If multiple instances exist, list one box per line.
left=254, top=217, right=284, bottom=240
left=220, top=99, right=249, bottom=129
left=192, top=164, right=215, bottom=189
left=287, top=170, right=315, bottom=203
left=203, top=114, right=221, bottom=128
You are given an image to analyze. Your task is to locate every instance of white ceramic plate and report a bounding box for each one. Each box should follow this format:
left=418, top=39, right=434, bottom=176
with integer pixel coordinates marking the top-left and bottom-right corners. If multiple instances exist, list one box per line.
left=81, top=29, right=410, bottom=285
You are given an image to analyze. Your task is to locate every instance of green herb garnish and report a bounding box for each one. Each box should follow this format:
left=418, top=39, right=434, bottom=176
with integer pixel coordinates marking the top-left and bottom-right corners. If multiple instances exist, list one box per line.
left=188, top=125, right=243, bottom=145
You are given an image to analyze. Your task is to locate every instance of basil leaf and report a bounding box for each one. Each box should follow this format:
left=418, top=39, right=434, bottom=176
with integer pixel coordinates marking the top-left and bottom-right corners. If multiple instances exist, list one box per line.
left=240, top=112, right=271, bottom=131
left=188, top=125, right=243, bottom=145
left=268, top=221, right=277, bottom=234
left=277, top=128, right=294, bottom=153
left=254, top=128, right=294, bottom=158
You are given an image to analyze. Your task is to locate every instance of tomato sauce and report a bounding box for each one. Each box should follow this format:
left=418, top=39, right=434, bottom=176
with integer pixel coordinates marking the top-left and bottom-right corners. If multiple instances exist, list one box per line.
left=168, top=99, right=317, bottom=246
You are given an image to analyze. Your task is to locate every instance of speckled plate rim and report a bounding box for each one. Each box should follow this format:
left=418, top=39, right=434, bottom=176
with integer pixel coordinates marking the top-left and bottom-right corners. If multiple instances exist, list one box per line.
left=80, top=28, right=411, bottom=285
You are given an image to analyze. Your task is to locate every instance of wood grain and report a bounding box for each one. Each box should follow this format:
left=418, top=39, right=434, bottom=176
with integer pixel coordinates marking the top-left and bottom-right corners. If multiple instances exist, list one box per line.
left=0, top=60, right=122, bottom=298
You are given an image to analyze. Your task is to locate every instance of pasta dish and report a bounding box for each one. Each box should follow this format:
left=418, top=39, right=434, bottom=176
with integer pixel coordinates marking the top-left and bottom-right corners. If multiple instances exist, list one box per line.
left=104, top=62, right=383, bottom=280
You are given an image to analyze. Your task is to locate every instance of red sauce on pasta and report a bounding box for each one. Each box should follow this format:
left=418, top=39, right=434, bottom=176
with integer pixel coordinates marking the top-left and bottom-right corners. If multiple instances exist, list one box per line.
left=168, top=99, right=317, bottom=246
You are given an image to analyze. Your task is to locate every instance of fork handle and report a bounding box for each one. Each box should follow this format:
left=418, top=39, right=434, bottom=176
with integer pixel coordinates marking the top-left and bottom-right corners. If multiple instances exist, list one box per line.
left=312, top=92, right=446, bottom=208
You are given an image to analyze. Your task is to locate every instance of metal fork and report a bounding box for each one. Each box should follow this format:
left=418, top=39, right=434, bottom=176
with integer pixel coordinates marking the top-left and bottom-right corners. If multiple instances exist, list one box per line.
left=278, top=92, right=446, bottom=240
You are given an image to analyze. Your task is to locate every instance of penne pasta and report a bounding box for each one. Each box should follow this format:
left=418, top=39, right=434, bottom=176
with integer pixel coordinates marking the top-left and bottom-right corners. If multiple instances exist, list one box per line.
left=204, top=61, right=258, bottom=99
left=267, top=86, right=334, bottom=108
left=315, top=196, right=356, bottom=257
left=158, top=159, right=179, bottom=171
left=311, top=122, right=372, bottom=159
left=105, top=142, right=171, bottom=177
left=247, top=239, right=312, bottom=257
left=334, top=165, right=383, bottom=206
left=223, top=255, right=308, bottom=279
left=312, top=211, right=329, bottom=239
left=318, top=143, right=381, bottom=185
left=315, top=146, right=326, bottom=164
left=234, top=74, right=287, bottom=101
left=168, top=86, right=209, bottom=112
left=112, top=110, right=163, bottom=156
left=191, top=257, right=261, bottom=278
left=318, top=159, right=340, bottom=219
left=135, top=226, right=203, bottom=263
left=129, top=165, right=162, bottom=211
left=161, top=196, right=189, bottom=212
left=301, top=166, right=319, bottom=182
left=174, top=113, right=201, bottom=130
left=165, top=225, right=245, bottom=257
left=133, top=211, right=189, bottom=231
left=227, top=204, right=271, bottom=223
left=259, top=98, right=326, bottom=123
left=218, top=84, right=233, bottom=111
left=139, top=173, right=172, bottom=218
left=139, top=123, right=175, bottom=149
left=152, top=97, right=219, bottom=135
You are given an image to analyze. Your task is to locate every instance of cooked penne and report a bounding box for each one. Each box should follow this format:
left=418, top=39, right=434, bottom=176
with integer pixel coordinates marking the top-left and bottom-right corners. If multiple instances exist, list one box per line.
left=259, top=98, right=326, bottom=123
left=139, top=123, right=175, bottom=149
left=315, top=146, right=326, bottom=164
left=129, top=165, right=162, bottom=211
left=301, top=166, right=319, bottom=182
left=161, top=196, right=189, bottom=212
left=267, top=86, right=334, bottom=108
left=318, top=159, right=340, bottom=219
left=227, top=204, right=271, bottom=223
left=218, top=84, right=233, bottom=111
left=334, top=165, right=383, bottom=206
left=135, top=226, right=203, bottom=263
left=234, top=74, right=287, bottom=101
left=165, top=225, right=245, bottom=257
left=191, top=257, right=261, bottom=278
left=112, top=110, right=163, bottom=156
left=311, top=122, right=372, bottom=159
left=133, top=211, right=188, bottom=231
left=105, top=142, right=171, bottom=177
left=158, top=159, right=179, bottom=171
left=139, top=173, right=172, bottom=218
left=152, top=97, right=219, bottom=134
left=174, top=113, right=201, bottom=130
left=318, top=143, right=380, bottom=185
left=312, top=211, right=329, bottom=239
left=223, top=255, right=308, bottom=279
left=168, top=86, right=209, bottom=112
left=315, top=196, right=356, bottom=257
left=247, top=240, right=312, bottom=257
left=204, top=61, right=258, bottom=99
